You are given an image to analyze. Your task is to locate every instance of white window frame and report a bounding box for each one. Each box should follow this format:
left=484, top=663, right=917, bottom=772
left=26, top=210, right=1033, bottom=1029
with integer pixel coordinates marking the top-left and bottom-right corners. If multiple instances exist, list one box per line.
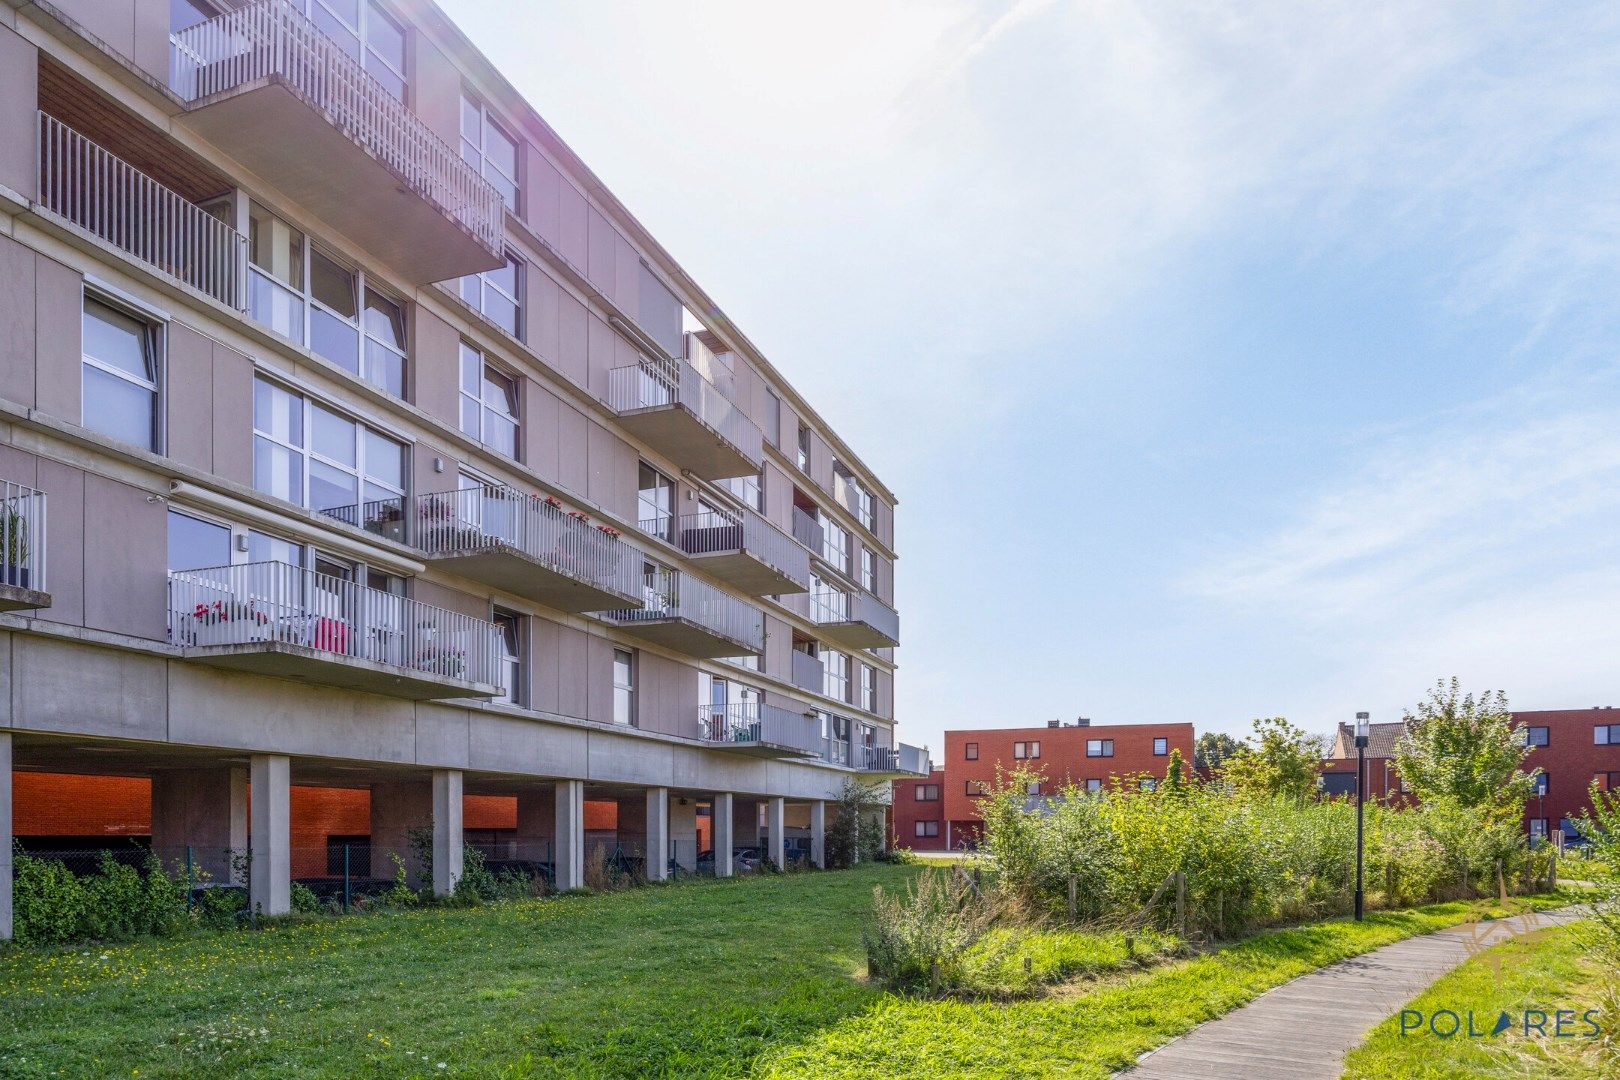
left=252, top=376, right=407, bottom=513
left=860, top=548, right=876, bottom=591
left=613, top=648, right=636, bottom=726
left=460, top=252, right=523, bottom=337
left=820, top=514, right=848, bottom=574
left=638, top=462, right=676, bottom=543
left=460, top=91, right=521, bottom=211
left=823, top=649, right=849, bottom=702
left=860, top=663, right=877, bottom=713
left=81, top=291, right=164, bottom=453
left=492, top=607, right=524, bottom=706
left=300, top=0, right=408, bottom=101
left=458, top=342, right=520, bottom=458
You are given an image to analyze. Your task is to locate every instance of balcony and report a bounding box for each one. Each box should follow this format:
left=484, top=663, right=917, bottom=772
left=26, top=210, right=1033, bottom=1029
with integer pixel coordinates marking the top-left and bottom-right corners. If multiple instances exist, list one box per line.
left=168, top=0, right=503, bottom=284
left=675, top=510, right=809, bottom=595
left=697, top=703, right=820, bottom=759
left=168, top=561, right=504, bottom=700
left=36, top=112, right=246, bottom=308
left=0, top=481, right=50, bottom=612
left=790, top=650, right=825, bottom=694
left=410, top=488, right=642, bottom=613
left=810, top=587, right=900, bottom=649
left=596, top=567, right=763, bottom=659
left=607, top=358, right=763, bottom=480
left=846, top=743, right=930, bottom=777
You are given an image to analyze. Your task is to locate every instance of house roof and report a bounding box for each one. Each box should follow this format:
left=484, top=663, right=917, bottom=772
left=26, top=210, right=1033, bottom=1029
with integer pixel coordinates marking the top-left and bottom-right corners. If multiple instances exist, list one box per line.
left=1329, top=721, right=1407, bottom=759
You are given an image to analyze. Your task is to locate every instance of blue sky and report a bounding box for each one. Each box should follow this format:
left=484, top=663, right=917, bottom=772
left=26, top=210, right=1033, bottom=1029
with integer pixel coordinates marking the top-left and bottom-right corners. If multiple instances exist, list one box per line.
left=442, top=1, right=1620, bottom=754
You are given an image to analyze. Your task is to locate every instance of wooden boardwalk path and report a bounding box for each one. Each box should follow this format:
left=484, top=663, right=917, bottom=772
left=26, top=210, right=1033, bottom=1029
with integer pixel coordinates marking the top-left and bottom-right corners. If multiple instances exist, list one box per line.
left=1117, top=906, right=1585, bottom=1079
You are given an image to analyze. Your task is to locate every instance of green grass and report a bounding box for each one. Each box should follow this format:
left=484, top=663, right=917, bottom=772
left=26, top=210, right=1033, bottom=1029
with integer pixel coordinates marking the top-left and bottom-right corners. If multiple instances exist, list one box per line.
left=1343, top=922, right=1614, bottom=1079
left=0, top=865, right=1578, bottom=1078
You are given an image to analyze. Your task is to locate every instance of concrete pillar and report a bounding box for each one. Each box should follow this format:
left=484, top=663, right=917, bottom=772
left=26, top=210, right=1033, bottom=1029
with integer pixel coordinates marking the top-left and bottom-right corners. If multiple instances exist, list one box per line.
left=555, top=780, right=584, bottom=891
left=767, top=797, right=785, bottom=870
left=713, top=792, right=733, bottom=877
left=151, top=766, right=248, bottom=883
left=669, top=795, right=698, bottom=871
left=249, top=754, right=289, bottom=916
left=370, top=778, right=432, bottom=887
left=515, top=788, right=555, bottom=864
left=1, top=732, right=12, bottom=941
left=431, top=769, right=463, bottom=897
left=810, top=800, right=826, bottom=869
left=645, top=787, right=669, bottom=881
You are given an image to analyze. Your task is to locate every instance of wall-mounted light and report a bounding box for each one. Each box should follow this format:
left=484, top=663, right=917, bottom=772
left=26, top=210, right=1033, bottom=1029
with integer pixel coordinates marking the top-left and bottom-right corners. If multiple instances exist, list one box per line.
left=433, top=457, right=445, bottom=473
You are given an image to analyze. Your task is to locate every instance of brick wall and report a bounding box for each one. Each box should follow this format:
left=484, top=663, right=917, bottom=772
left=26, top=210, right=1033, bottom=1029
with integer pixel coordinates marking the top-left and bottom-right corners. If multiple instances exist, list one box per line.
left=890, top=768, right=946, bottom=850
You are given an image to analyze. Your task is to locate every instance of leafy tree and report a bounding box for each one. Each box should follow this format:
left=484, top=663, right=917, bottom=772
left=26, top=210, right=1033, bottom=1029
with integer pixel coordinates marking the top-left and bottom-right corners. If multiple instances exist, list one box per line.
left=1194, top=731, right=1243, bottom=772
left=1393, top=678, right=1537, bottom=814
left=826, top=778, right=888, bottom=867
left=1162, top=748, right=1191, bottom=795
left=1222, top=717, right=1326, bottom=803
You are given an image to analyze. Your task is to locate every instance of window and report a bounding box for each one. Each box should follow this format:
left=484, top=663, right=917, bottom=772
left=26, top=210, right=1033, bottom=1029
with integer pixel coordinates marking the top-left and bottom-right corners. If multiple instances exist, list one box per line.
left=860, top=549, right=876, bottom=592
left=1595, top=724, right=1620, bottom=745
left=821, top=515, right=849, bottom=574
left=1140, top=778, right=1157, bottom=792
left=302, top=0, right=407, bottom=100
left=797, top=423, right=811, bottom=472
left=460, top=93, right=520, bottom=211
left=458, top=344, right=520, bottom=457
left=1153, top=737, right=1168, bottom=756
left=965, top=780, right=990, bottom=797
left=914, top=820, right=939, bottom=839
left=914, top=784, right=939, bottom=802
left=1085, top=779, right=1102, bottom=793
left=637, top=462, right=675, bottom=542
left=860, top=664, right=878, bottom=713
left=965, top=742, right=979, bottom=761
left=170, top=0, right=216, bottom=34
left=82, top=296, right=161, bottom=451
left=247, top=202, right=407, bottom=396
left=1087, top=739, right=1114, bottom=758
left=460, top=252, right=523, bottom=338
left=853, top=478, right=874, bottom=531
left=1025, top=780, right=1041, bottom=795
left=167, top=510, right=230, bottom=571
left=1529, top=818, right=1548, bottom=843
left=765, top=390, right=781, bottom=448
left=720, top=467, right=765, bottom=513
left=1013, top=741, right=1041, bottom=760
left=252, top=377, right=406, bottom=514
left=823, top=649, right=849, bottom=702
left=1533, top=772, right=1549, bottom=796
left=493, top=609, right=523, bottom=706
left=1521, top=726, right=1549, bottom=748
left=1596, top=772, right=1620, bottom=793
left=613, top=648, right=636, bottom=726
left=824, top=712, right=850, bottom=766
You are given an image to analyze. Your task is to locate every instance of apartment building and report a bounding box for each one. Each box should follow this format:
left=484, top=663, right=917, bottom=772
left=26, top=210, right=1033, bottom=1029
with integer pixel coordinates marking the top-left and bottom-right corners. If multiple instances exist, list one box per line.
left=1321, top=709, right=1620, bottom=843
left=891, top=720, right=1195, bottom=850
left=0, top=0, right=924, bottom=935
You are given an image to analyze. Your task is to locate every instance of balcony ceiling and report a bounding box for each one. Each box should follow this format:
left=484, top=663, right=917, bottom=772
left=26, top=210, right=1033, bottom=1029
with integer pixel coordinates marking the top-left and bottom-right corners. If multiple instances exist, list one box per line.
left=686, top=549, right=808, bottom=596
left=179, top=641, right=500, bottom=701
left=614, top=407, right=760, bottom=481
left=179, top=81, right=504, bottom=284
left=0, top=584, right=51, bottom=614
left=702, top=740, right=819, bottom=760
left=427, top=545, right=643, bottom=614
left=604, top=615, right=761, bottom=660
left=817, top=620, right=898, bottom=651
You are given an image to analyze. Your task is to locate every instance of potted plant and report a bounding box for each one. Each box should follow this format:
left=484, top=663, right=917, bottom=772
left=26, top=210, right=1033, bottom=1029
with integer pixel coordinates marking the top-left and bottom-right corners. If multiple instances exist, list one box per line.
left=187, top=599, right=271, bottom=646
left=1, top=503, right=29, bottom=589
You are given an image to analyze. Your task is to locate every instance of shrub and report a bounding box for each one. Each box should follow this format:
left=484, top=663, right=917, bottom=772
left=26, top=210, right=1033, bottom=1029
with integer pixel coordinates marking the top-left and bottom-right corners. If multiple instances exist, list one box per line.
left=289, top=882, right=322, bottom=914
left=864, top=869, right=1025, bottom=996
left=10, top=847, right=188, bottom=946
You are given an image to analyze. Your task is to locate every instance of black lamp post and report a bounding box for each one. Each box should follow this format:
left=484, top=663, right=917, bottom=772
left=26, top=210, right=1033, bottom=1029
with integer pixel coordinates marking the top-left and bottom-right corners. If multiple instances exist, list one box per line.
left=1354, top=711, right=1369, bottom=921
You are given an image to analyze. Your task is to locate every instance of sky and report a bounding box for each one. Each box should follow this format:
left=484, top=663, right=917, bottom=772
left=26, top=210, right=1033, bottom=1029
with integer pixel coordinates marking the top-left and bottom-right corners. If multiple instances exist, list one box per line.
left=440, top=0, right=1620, bottom=753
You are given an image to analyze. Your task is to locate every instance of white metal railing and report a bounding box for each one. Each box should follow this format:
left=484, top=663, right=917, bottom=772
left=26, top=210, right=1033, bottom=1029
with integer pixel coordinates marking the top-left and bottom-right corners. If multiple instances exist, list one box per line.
left=36, top=112, right=246, bottom=307
left=413, top=487, right=639, bottom=601
left=168, top=0, right=502, bottom=254
left=607, top=357, right=764, bottom=470
left=1, top=481, right=47, bottom=594
left=599, top=565, right=764, bottom=653
left=698, top=702, right=819, bottom=754
left=677, top=509, right=809, bottom=589
left=317, top=497, right=406, bottom=543
left=853, top=744, right=899, bottom=772
left=790, top=506, right=823, bottom=553
left=810, top=586, right=900, bottom=644
left=168, top=560, right=505, bottom=688
left=790, top=650, right=825, bottom=693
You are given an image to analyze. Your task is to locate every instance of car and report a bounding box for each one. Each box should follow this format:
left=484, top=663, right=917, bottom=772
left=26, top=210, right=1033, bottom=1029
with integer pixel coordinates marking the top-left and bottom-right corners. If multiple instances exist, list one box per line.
left=695, top=848, right=761, bottom=874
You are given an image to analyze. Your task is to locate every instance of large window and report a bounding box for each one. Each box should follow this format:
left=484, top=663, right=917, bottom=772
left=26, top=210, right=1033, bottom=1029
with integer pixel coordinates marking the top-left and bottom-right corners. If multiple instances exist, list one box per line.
left=1153, top=737, right=1168, bottom=756
left=252, top=377, right=406, bottom=514
left=1521, top=725, right=1550, bottom=748
left=638, top=462, right=675, bottom=542
left=460, top=93, right=520, bottom=211
left=168, top=510, right=230, bottom=571
left=797, top=424, right=810, bottom=472
left=914, top=784, right=939, bottom=802
left=301, top=0, right=408, bottom=100
left=458, top=344, right=520, bottom=458
left=1087, top=739, right=1114, bottom=758
left=821, top=515, right=848, bottom=574
left=914, top=821, right=939, bottom=838
left=247, top=202, right=406, bottom=396
left=860, top=663, right=877, bottom=712
left=860, top=549, right=876, bottom=592
left=965, top=780, right=989, bottom=797
left=613, top=648, right=636, bottom=726
left=823, top=649, right=848, bottom=702
left=1597, top=724, right=1620, bottom=745
left=493, top=608, right=524, bottom=706
left=460, top=253, right=522, bottom=338
left=82, top=296, right=161, bottom=451
left=1014, top=741, right=1041, bottom=760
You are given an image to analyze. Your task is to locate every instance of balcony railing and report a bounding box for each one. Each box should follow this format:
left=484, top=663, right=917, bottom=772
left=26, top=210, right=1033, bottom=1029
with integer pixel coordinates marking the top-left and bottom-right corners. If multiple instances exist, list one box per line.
left=168, top=0, right=502, bottom=259
left=790, top=506, right=824, bottom=553
left=698, top=702, right=820, bottom=756
left=36, top=112, right=246, bottom=307
left=810, top=586, right=900, bottom=648
left=607, top=357, right=764, bottom=478
left=411, top=487, right=641, bottom=607
left=676, top=509, right=810, bottom=594
left=790, top=650, right=825, bottom=693
left=168, top=560, right=504, bottom=692
left=1, top=481, right=47, bottom=605
left=318, top=497, right=406, bottom=543
left=598, top=566, right=764, bottom=656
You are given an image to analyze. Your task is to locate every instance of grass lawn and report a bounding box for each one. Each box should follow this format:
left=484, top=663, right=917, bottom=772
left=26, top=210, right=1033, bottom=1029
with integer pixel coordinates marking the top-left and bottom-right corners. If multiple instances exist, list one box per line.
left=0, top=864, right=1578, bottom=1078
left=1342, top=921, right=1615, bottom=1080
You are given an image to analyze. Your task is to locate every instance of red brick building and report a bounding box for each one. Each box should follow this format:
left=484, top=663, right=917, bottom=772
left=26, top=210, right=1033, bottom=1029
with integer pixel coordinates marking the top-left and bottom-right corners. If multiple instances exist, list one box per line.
left=891, top=721, right=1195, bottom=851
left=1320, top=708, right=1620, bottom=843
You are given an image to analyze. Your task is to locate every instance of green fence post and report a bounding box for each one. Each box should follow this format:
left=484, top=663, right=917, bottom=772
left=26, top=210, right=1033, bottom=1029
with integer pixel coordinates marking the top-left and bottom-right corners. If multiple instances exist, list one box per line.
left=343, top=844, right=351, bottom=913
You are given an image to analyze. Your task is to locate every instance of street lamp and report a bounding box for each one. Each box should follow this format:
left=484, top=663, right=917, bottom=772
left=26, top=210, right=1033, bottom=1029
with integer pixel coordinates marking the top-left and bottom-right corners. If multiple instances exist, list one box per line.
left=1354, top=712, right=1369, bottom=921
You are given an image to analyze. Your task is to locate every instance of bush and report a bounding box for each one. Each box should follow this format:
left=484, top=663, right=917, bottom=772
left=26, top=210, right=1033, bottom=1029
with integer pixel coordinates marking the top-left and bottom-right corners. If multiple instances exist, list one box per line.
left=864, top=869, right=1024, bottom=996
left=10, top=847, right=189, bottom=946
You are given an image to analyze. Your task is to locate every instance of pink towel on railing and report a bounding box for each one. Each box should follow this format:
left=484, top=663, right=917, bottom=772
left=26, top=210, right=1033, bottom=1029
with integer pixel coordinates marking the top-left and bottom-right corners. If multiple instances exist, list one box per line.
left=312, top=617, right=349, bottom=653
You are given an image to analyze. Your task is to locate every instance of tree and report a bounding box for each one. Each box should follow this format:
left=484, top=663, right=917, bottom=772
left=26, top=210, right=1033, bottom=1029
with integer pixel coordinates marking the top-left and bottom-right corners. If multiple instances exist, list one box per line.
left=826, top=778, right=888, bottom=867
left=1194, top=731, right=1243, bottom=772
left=1393, top=678, right=1537, bottom=813
left=1162, top=747, right=1191, bottom=794
left=1222, top=717, right=1326, bottom=803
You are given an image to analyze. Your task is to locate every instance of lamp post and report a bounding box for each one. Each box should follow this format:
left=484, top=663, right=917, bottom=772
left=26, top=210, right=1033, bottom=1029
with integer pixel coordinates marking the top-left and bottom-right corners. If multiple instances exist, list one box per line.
left=1354, top=711, right=1369, bottom=921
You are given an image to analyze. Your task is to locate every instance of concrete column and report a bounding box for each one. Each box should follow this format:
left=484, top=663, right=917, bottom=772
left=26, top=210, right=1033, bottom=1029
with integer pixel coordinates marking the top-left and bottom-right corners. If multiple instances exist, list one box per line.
left=431, top=769, right=463, bottom=897
left=810, top=801, right=826, bottom=869
left=767, top=797, right=785, bottom=870
left=370, top=778, right=432, bottom=887
left=1, top=732, right=12, bottom=941
left=645, top=787, right=669, bottom=881
left=249, top=754, right=289, bottom=916
left=151, top=766, right=248, bottom=883
left=554, top=780, right=584, bottom=891
left=515, top=788, right=555, bottom=864
left=713, top=792, right=733, bottom=878
left=669, top=795, right=698, bottom=871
